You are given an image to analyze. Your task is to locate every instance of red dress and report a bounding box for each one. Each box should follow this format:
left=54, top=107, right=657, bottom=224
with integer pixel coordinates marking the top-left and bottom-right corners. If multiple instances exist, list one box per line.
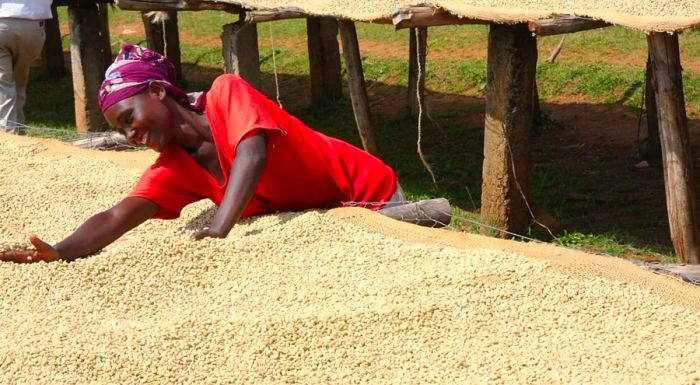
left=128, top=74, right=397, bottom=219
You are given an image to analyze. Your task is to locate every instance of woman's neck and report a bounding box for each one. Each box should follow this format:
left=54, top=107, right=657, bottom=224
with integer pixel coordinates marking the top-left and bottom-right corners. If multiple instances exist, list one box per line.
left=169, top=100, right=211, bottom=152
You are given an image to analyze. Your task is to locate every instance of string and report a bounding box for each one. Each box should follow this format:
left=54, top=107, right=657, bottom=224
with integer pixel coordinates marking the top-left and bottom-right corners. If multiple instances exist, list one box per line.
left=268, top=22, right=283, bottom=108
left=413, top=28, right=438, bottom=191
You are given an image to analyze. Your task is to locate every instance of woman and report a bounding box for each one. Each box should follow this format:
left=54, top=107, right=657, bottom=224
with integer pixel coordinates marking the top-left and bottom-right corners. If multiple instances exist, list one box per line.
left=1, top=44, right=403, bottom=263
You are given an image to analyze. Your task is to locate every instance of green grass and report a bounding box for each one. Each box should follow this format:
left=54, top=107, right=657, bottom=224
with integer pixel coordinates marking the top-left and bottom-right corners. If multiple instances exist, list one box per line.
left=26, top=8, right=700, bottom=263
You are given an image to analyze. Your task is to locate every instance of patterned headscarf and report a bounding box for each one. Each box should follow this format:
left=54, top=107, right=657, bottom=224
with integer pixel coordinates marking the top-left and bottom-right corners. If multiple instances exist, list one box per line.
left=98, top=44, right=204, bottom=112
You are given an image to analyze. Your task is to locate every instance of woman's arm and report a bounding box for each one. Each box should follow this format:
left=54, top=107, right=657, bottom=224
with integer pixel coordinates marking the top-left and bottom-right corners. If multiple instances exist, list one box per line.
left=0, top=197, right=159, bottom=263
left=194, top=132, right=267, bottom=240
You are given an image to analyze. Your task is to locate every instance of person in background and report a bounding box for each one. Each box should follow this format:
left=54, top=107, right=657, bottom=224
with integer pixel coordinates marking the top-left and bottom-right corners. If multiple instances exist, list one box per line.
left=0, top=0, right=52, bottom=133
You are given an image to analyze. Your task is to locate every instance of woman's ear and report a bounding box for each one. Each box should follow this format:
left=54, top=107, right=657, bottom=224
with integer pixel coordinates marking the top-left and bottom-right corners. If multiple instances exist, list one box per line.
left=147, top=81, right=167, bottom=100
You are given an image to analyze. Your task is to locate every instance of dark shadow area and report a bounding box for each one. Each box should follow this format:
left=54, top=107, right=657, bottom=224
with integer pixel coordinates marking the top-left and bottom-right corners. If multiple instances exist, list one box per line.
left=182, top=205, right=218, bottom=231
left=24, top=60, right=700, bottom=258
left=617, top=81, right=643, bottom=105
left=181, top=203, right=306, bottom=236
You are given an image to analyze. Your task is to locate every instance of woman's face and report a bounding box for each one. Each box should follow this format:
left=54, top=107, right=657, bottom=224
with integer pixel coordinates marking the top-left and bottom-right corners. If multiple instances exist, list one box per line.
left=103, top=86, right=173, bottom=152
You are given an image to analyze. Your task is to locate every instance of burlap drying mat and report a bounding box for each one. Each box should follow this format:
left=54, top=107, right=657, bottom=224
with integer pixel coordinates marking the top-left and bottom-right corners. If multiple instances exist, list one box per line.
left=186, top=0, right=700, bottom=32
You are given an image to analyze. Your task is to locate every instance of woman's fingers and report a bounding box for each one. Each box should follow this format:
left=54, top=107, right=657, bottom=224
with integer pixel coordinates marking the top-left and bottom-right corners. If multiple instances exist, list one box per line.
left=0, top=235, right=59, bottom=263
left=29, top=234, right=52, bottom=253
left=0, top=250, right=35, bottom=263
left=28, top=234, right=59, bottom=261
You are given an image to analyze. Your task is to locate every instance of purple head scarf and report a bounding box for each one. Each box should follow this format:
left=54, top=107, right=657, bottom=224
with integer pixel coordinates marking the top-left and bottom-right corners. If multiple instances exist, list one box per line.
left=98, top=44, right=204, bottom=112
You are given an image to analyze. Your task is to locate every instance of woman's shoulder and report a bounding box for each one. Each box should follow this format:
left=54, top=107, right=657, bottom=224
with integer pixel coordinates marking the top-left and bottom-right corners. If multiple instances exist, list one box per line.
left=208, top=74, right=265, bottom=114
left=210, top=74, right=248, bottom=93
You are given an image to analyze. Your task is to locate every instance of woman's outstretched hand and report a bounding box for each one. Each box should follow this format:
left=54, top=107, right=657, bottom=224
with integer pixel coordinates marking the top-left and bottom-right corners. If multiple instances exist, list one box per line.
left=192, top=227, right=226, bottom=241
left=0, top=234, right=60, bottom=263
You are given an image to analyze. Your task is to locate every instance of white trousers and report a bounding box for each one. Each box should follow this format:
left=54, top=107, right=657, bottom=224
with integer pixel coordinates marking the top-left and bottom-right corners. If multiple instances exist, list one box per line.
left=0, top=18, right=46, bottom=133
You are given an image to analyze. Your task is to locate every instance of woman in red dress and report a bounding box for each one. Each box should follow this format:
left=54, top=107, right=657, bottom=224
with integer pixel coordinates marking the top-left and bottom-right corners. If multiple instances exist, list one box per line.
left=1, top=44, right=404, bottom=263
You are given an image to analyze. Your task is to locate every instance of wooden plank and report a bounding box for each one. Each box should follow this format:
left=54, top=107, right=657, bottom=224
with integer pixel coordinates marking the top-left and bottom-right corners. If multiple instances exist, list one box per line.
left=407, top=27, right=427, bottom=117
left=115, top=0, right=240, bottom=13
left=392, top=6, right=486, bottom=29
left=647, top=32, right=700, bottom=264
left=141, top=11, right=182, bottom=81
left=42, top=5, right=66, bottom=76
left=307, top=17, right=342, bottom=104
left=338, top=19, right=380, bottom=156
left=378, top=198, right=452, bottom=228
left=222, top=13, right=261, bottom=90
left=528, top=16, right=610, bottom=36
left=68, top=2, right=109, bottom=132
left=245, top=7, right=306, bottom=23
left=480, top=23, right=537, bottom=236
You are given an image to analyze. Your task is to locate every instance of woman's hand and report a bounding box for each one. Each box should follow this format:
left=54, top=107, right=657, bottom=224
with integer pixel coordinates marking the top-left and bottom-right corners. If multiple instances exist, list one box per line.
left=196, top=132, right=267, bottom=241
left=192, top=227, right=227, bottom=241
left=0, top=234, right=60, bottom=263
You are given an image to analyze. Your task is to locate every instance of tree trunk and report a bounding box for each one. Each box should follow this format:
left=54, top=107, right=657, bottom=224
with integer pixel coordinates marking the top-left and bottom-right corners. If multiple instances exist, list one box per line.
left=222, top=14, right=261, bottom=90
left=647, top=33, right=700, bottom=264
left=68, top=2, right=108, bottom=132
left=338, top=19, right=380, bottom=156
left=480, top=23, right=537, bottom=237
left=43, top=5, right=66, bottom=76
left=307, top=17, right=342, bottom=104
left=98, top=3, right=112, bottom=69
left=141, top=11, right=182, bottom=82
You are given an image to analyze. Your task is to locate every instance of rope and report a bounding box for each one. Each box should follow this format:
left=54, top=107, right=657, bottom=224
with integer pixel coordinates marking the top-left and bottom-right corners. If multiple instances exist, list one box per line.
left=268, top=22, right=283, bottom=108
left=413, top=28, right=438, bottom=191
left=162, top=16, right=168, bottom=60
left=505, top=132, right=557, bottom=240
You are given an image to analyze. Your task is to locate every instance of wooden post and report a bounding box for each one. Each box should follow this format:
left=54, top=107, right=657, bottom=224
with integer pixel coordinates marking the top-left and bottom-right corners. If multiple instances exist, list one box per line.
left=98, top=3, right=112, bottom=69
left=642, top=54, right=661, bottom=161
left=307, top=17, right=342, bottom=104
left=480, top=23, right=537, bottom=236
left=163, top=11, right=181, bottom=81
left=407, top=27, right=427, bottom=116
left=222, top=13, right=261, bottom=90
left=338, top=19, right=380, bottom=155
left=42, top=5, right=66, bottom=76
left=141, top=12, right=165, bottom=52
left=647, top=33, right=700, bottom=264
left=141, top=11, right=182, bottom=82
left=68, top=2, right=108, bottom=132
